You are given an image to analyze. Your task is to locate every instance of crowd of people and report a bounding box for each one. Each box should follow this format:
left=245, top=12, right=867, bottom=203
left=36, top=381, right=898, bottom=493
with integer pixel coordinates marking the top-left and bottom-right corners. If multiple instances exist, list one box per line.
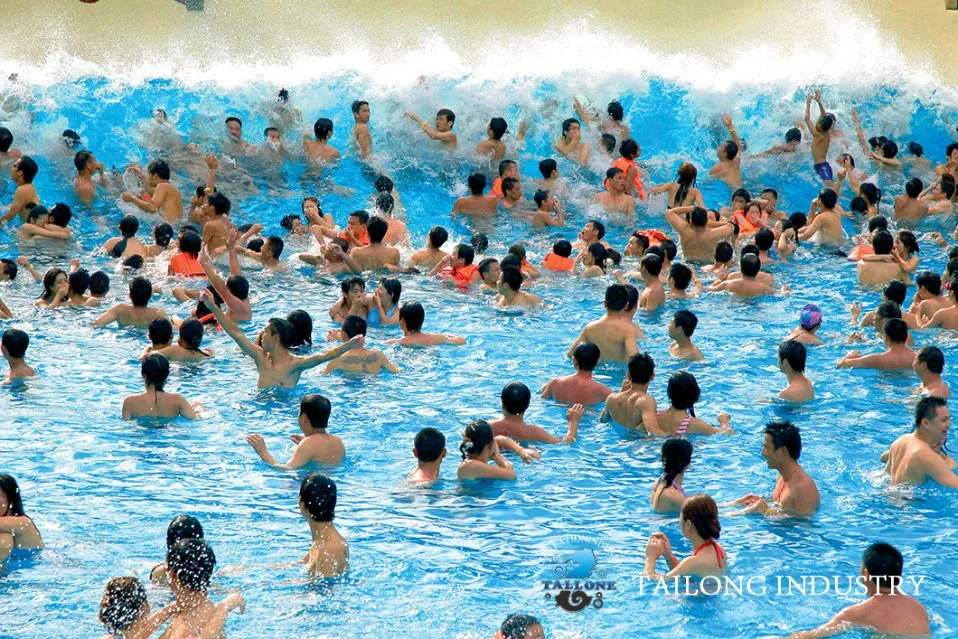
left=2, top=85, right=958, bottom=638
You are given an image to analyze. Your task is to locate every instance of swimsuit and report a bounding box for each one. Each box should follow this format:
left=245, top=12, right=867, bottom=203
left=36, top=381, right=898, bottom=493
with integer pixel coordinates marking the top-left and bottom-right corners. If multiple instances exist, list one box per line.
left=366, top=303, right=398, bottom=327
left=814, top=162, right=834, bottom=182
left=674, top=414, right=692, bottom=437
left=692, top=539, right=725, bottom=569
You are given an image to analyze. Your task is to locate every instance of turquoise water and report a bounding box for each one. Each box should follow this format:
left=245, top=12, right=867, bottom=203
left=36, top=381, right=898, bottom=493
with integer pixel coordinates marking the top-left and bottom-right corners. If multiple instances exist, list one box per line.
left=1, top=76, right=958, bottom=638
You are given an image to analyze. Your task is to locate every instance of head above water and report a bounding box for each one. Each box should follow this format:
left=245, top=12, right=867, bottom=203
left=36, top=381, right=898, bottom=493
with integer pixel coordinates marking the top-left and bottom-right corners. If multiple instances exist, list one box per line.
left=300, top=473, right=337, bottom=522
left=166, top=538, right=216, bottom=593
left=460, top=420, right=495, bottom=459
left=501, top=381, right=532, bottom=415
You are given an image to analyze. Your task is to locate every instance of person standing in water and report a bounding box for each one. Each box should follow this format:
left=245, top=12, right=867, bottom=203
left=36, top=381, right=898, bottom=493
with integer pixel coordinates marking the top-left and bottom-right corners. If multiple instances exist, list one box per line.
left=121, top=160, right=184, bottom=223
left=298, top=473, right=349, bottom=577
left=246, top=394, right=346, bottom=468
left=122, top=354, right=203, bottom=419
left=881, top=397, right=958, bottom=488
left=404, top=108, right=457, bottom=148
left=351, top=100, right=372, bottom=158
left=408, top=427, right=446, bottom=485
left=540, top=342, right=613, bottom=406
left=804, top=89, right=836, bottom=187
left=0, top=474, right=44, bottom=561
left=650, top=438, right=693, bottom=514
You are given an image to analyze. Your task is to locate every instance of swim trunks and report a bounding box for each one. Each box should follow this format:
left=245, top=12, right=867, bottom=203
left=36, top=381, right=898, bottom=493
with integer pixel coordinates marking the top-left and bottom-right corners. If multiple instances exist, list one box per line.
left=814, top=162, right=833, bottom=181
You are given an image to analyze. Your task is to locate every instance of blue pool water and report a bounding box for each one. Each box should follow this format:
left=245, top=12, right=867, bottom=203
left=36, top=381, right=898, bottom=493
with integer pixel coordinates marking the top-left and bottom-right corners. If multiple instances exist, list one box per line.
left=1, top=75, right=958, bottom=638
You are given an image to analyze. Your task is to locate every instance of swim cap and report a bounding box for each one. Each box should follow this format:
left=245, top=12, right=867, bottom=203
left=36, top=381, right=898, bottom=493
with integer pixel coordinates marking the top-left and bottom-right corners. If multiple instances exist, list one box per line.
left=800, top=304, right=822, bottom=329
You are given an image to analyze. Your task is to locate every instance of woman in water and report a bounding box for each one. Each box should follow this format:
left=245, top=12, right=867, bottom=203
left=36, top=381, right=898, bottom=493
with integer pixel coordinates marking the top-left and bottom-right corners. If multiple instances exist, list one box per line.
left=650, top=162, right=705, bottom=208
left=657, top=372, right=734, bottom=436
left=644, top=494, right=727, bottom=579
left=287, top=309, right=313, bottom=348
left=34, top=267, right=67, bottom=307
left=0, top=474, right=44, bottom=560
left=302, top=195, right=333, bottom=230
left=892, top=230, right=920, bottom=276
left=121, top=353, right=202, bottom=419
left=457, top=420, right=536, bottom=480
left=368, top=278, right=401, bottom=327
left=145, top=222, right=175, bottom=259
left=650, top=438, right=693, bottom=514
left=152, top=318, right=213, bottom=363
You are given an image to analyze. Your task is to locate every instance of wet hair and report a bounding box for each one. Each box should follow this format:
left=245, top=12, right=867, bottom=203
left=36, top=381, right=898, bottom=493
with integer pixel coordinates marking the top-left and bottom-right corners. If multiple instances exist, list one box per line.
left=178, top=230, right=202, bottom=258
left=127, top=276, right=151, bottom=306
left=818, top=188, right=838, bottom=209
left=178, top=318, right=206, bottom=352
left=153, top=223, right=174, bottom=248
left=454, top=243, right=475, bottom=266
left=1, top=329, right=29, bottom=360
left=896, top=231, right=919, bottom=256
left=905, top=177, right=923, bottom=199
left=299, top=474, right=339, bottom=525
left=301, top=196, right=323, bottom=217
left=883, top=318, right=908, bottom=344
left=785, top=127, right=802, bottom=143
left=661, top=438, right=693, bottom=489
left=226, top=275, right=249, bottom=300
left=740, top=253, right=761, bottom=277
left=586, top=219, right=606, bottom=240
left=600, top=133, right=616, bottom=154
left=166, top=538, right=216, bottom=592
left=61, top=130, right=81, bottom=149
left=436, top=108, right=456, bottom=124
left=500, top=267, right=523, bottom=292
left=414, top=427, right=446, bottom=463
left=538, top=158, right=558, bottom=179
left=917, top=345, right=944, bottom=375
left=689, top=206, right=708, bottom=228
left=0, top=127, right=12, bottom=152
left=723, top=140, right=739, bottom=160
left=351, top=100, right=369, bottom=114
left=561, top=117, right=580, bottom=134
left=0, top=258, right=17, bottom=280
left=675, top=163, right=698, bottom=206
left=375, top=175, right=394, bottom=193
left=366, top=216, right=388, bottom=244
left=875, top=300, right=901, bottom=321
left=880, top=139, right=899, bottom=158
left=908, top=141, right=924, bottom=158
left=148, top=160, right=170, bottom=181
left=741, top=244, right=759, bottom=258
left=39, top=268, right=65, bottom=302
left=348, top=210, right=369, bottom=227
left=605, top=167, right=624, bottom=184
left=300, top=394, right=331, bottom=430
left=380, top=278, right=402, bottom=305
left=778, top=340, right=806, bottom=373
left=884, top=280, right=907, bottom=305
left=470, top=232, right=488, bottom=255
left=916, top=271, right=941, bottom=296
left=399, top=301, right=426, bottom=331
left=817, top=113, right=835, bottom=132
left=867, top=216, right=889, bottom=233
left=501, top=381, right=532, bottom=415
left=341, top=315, right=368, bottom=338
left=460, top=420, right=494, bottom=459
left=673, top=310, right=698, bottom=337
left=225, top=116, right=242, bottom=127
left=551, top=239, right=572, bottom=259
left=166, top=515, right=204, bottom=549
left=141, top=353, right=170, bottom=391
left=375, top=193, right=394, bottom=215
left=765, top=420, right=802, bottom=460
left=500, top=254, right=521, bottom=272
left=948, top=142, right=958, bottom=159
left=624, top=285, right=639, bottom=312
left=500, top=614, right=542, bottom=639
left=915, top=396, right=947, bottom=431
left=341, top=276, right=365, bottom=297
left=73, top=150, right=94, bottom=172
left=754, top=228, right=774, bottom=252
left=605, top=284, right=628, bottom=311
left=477, top=258, right=499, bottom=280
left=148, top=317, right=174, bottom=346
left=572, top=342, right=600, bottom=371
left=428, top=225, right=449, bottom=249
left=607, top=100, right=624, bottom=121
left=89, top=271, right=110, bottom=296
left=681, top=494, right=721, bottom=539
left=313, top=118, right=334, bottom=140
left=533, top=189, right=550, bottom=208
left=497, top=160, right=517, bottom=177
left=850, top=196, right=869, bottom=216
left=266, top=318, right=295, bottom=348
left=508, top=244, right=527, bottom=262
left=669, top=263, right=692, bottom=291
left=467, top=172, right=487, bottom=195
left=731, top=188, right=751, bottom=204
left=208, top=192, right=231, bottom=215
left=620, top=138, right=639, bottom=159
left=501, top=177, right=519, bottom=195
left=862, top=542, right=904, bottom=591
left=68, top=268, right=90, bottom=296
left=941, top=179, right=956, bottom=199
left=668, top=371, right=700, bottom=414
left=99, top=577, right=147, bottom=634
left=488, top=117, right=507, bottom=140
left=280, top=214, right=302, bottom=231
left=627, top=352, right=655, bottom=384
left=287, top=309, right=313, bottom=347
left=860, top=183, right=882, bottom=207
left=122, top=254, right=143, bottom=270
left=871, top=230, right=894, bottom=255
left=588, top=243, right=608, bottom=272
left=641, top=254, right=662, bottom=277
left=277, top=88, right=290, bottom=102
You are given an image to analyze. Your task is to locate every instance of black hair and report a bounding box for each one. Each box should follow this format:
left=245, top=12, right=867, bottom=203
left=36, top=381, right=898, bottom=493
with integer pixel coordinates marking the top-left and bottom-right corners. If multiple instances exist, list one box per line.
left=380, top=278, right=402, bottom=305
left=867, top=216, right=889, bottom=233
left=488, top=117, right=507, bottom=140
left=178, top=318, right=206, bottom=353
left=661, top=438, right=693, bottom=489
left=61, top=130, right=81, bottom=149
left=0, top=258, right=18, bottom=280
left=908, top=141, right=924, bottom=157
left=500, top=614, right=541, bottom=639
left=501, top=381, right=531, bottom=415
left=399, top=301, right=425, bottom=331
left=871, top=230, right=894, bottom=255
left=313, top=118, right=333, bottom=140
left=538, top=158, right=558, bottom=179
left=689, top=206, right=708, bottom=228
left=436, top=108, right=456, bottom=124
left=549, top=239, right=572, bottom=258
left=351, top=100, right=369, bottom=114
left=499, top=254, right=521, bottom=272
left=572, top=342, right=600, bottom=371
left=166, top=515, right=204, bottom=549
left=620, top=138, right=639, bottom=159
left=428, top=226, right=449, bottom=249
left=875, top=300, right=902, bottom=321
left=415, top=427, right=446, bottom=463
left=225, top=116, right=242, bottom=127
left=905, top=177, right=923, bottom=199
left=39, top=268, right=65, bottom=303
left=883, top=280, right=907, bottom=305
left=226, top=275, right=249, bottom=300
left=148, top=160, right=170, bottom=181
left=277, top=88, right=289, bottom=102
left=467, top=172, right=487, bottom=196
left=641, top=254, right=663, bottom=277
left=850, top=196, right=869, bottom=215
left=375, top=175, right=394, bottom=193
left=607, top=100, right=624, bottom=121
left=817, top=113, right=835, bottom=132
left=208, top=193, right=231, bottom=216
left=89, top=271, right=110, bottom=296
left=0, top=127, right=12, bottom=152
left=673, top=310, right=698, bottom=337
left=669, top=263, right=692, bottom=291
left=166, top=538, right=216, bottom=592
left=280, top=214, right=301, bottom=231
left=667, top=371, right=700, bottom=415
left=470, top=232, right=488, bottom=255
left=724, top=140, right=739, bottom=160
left=141, top=353, right=170, bottom=391
left=533, top=189, right=549, bottom=208
left=765, top=420, right=802, bottom=460
left=153, top=223, right=174, bottom=248
left=74, top=150, right=94, bottom=172
left=460, top=420, right=494, bottom=459
left=778, top=339, right=806, bottom=373
left=731, top=188, right=750, bottom=203
left=818, top=188, right=838, bottom=209
left=605, top=284, right=628, bottom=312
left=178, top=230, right=202, bottom=258
left=915, top=396, right=947, bottom=430
left=455, top=243, right=475, bottom=266
left=362, top=216, right=385, bottom=244
left=1, top=329, right=29, bottom=359
left=497, top=160, right=516, bottom=177
left=588, top=243, right=608, bottom=272
left=266, top=318, right=295, bottom=348
left=916, top=271, right=941, bottom=296
left=68, top=268, right=90, bottom=296
left=148, top=317, right=174, bottom=346
left=501, top=177, right=519, bottom=195
left=606, top=167, right=624, bottom=183
left=917, top=345, right=944, bottom=375
left=754, top=228, right=774, bottom=251
left=375, top=193, right=394, bottom=214
left=860, top=183, right=882, bottom=206
left=627, top=352, right=655, bottom=384
left=600, top=133, right=616, bottom=154
left=500, top=267, right=523, bottom=292
left=477, top=258, right=499, bottom=279
left=342, top=315, right=367, bottom=338
left=785, top=127, right=801, bottom=143
left=300, top=394, right=331, bottom=430
left=883, top=318, right=908, bottom=344
left=99, top=577, right=147, bottom=634
left=341, top=276, right=365, bottom=297
left=862, top=542, right=904, bottom=591
left=561, top=118, right=580, bottom=134
left=287, top=310, right=313, bottom=347
left=740, top=253, right=761, bottom=277
left=300, top=473, right=338, bottom=523
left=586, top=219, right=606, bottom=240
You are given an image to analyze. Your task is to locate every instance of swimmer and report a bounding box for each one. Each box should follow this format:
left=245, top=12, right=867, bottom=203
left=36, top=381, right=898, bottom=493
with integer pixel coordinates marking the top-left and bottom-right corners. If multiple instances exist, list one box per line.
left=608, top=138, right=646, bottom=200
left=324, top=316, right=399, bottom=375
left=494, top=613, right=545, bottom=639
left=302, top=117, right=340, bottom=162
left=851, top=109, right=901, bottom=169
left=477, top=257, right=501, bottom=291
left=651, top=439, right=692, bottom=513
left=528, top=189, right=565, bottom=227
left=329, top=276, right=372, bottom=324
left=0, top=126, right=22, bottom=162
left=658, top=371, right=733, bottom=436
left=787, top=304, right=824, bottom=346
left=540, top=342, right=613, bottom=406
left=650, top=162, right=705, bottom=208
left=783, top=542, right=930, bottom=639
left=368, top=278, right=401, bottom=326
left=729, top=421, right=819, bottom=516
left=751, top=125, right=802, bottom=158
left=348, top=216, right=400, bottom=271
left=710, top=254, right=777, bottom=297
left=576, top=219, right=610, bottom=250
left=121, top=354, right=202, bottom=419
left=489, top=381, right=581, bottom=444
left=856, top=231, right=904, bottom=286
left=374, top=193, right=409, bottom=245
left=1, top=329, right=35, bottom=385
left=893, top=177, right=930, bottom=221
left=403, top=108, right=457, bottom=148
left=853, top=281, right=918, bottom=330
left=194, top=239, right=252, bottom=322
left=0, top=296, right=9, bottom=319
left=18, top=204, right=72, bottom=242
left=199, top=289, right=360, bottom=389
left=575, top=97, right=631, bottom=142
left=298, top=473, right=350, bottom=577
left=535, top=158, right=566, bottom=197
left=409, top=226, right=450, bottom=270
left=223, top=115, right=250, bottom=154
left=541, top=239, right=575, bottom=273
left=351, top=100, right=372, bottom=158
left=54, top=267, right=92, bottom=308
left=200, top=192, right=232, bottom=255
left=776, top=340, right=815, bottom=403
left=600, top=352, right=661, bottom=433
left=152, top=318, right=213, bottom=363
left=0, top=156, right=40, bottom=224
left=121, top=160, right=183, bottom=223
left=665, top=206, right=734, bottom=263
left=644, top=494, right=727, bottom=579
left=0, top=474, right=44, bottom=560
left=301, top=196, right=333, bottom=232
left=593, top=167, right=636, bottom=215
left=881, top=397, right=957, bottom=488
left=909, top=271, right=950, bottom=322
left=554, top=118, right=590, bottom=164
left=97, top=576, right=177, bottom=639
left=799, top=188, right=844, bottom=245
left=667, top=263, right=699, bottom=299
left=162, top=538, right=227, bottom=638
left=918, top=277, right=958, bottom=330
left=838, top=318, right=914, bottom=370
left=568, top=284, right=640, bottom=362
left=804, top=90, right=836, bottom=185
left=669, top=310, right=703, bottom=361
left=237, top=234, right=288, bottom=272
left=430, top=243, right=482, bottom=287
left=491, top=160, right=520, bottom=199
left=384, top=301, right=465, bottom=347
left=93, top=277, right=169, bottom=328
left=408, top=427, right=446, bottom=485
left=496, top=268, right=542, bottom=307
left=140, top=318, right=173, bottom=360
left=709, top=113, right=743, bottom=188
left=935, top=142, right=958, bottom=178
left=149, top=514, right=204, bottom=586
left=637, top=254, right=666, bottom=310
left=475, top=117, right=508, bottom=161
left=73, top=150, right=109, bottom=204
left=457, top=420, right=533, bottom=480
left=247, top=394, right=345, bottom=468
left=452, top=173, right=498, bottom=221
left=918, top=176, right=956, bottom=216
left=913, top=346, right=949, bottom=399
left=102, top=215, right=147, bottom=259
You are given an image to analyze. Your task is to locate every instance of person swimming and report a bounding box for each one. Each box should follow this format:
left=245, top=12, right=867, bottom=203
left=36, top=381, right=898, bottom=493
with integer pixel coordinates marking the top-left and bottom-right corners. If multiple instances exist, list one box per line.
left=0, top=474, right=44, bottom=560
left=122, top=353, right=202, bottom=419
left=650, top=438, right=693, bottom=514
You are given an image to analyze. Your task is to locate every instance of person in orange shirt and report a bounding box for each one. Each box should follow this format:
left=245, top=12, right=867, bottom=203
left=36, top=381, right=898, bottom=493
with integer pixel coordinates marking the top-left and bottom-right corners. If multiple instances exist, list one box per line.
left=541, top=239, right=575, bottom=272
left=606, top=139, right=646, bottom=201
left=491, top=160, right=519, bottom=199
left=429, top=243, right=481, bottom=287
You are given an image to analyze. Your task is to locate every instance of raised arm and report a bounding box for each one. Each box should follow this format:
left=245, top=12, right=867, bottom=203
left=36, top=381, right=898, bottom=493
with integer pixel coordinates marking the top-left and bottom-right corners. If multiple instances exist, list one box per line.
left=804, top=94, right=816, bottom=132
left=850, top=109, right=870, bottom=157
left=723, top=113, right=741, bottom=150
left=297, top=336, right=364, bottom=371
left=199, top=290, right=263, bottom=362
left=666, top=205, right=694, bottom=231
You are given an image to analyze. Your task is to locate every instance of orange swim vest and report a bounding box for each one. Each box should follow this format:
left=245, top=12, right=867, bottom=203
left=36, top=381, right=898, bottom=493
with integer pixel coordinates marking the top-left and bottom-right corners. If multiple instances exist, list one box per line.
left=170, top=252, right=207, bottom=277
left=635, top=229, right=669, bottom=246
left=733, top=210, right=768, bottom=235
left=445, top=264, right=479, bottom=287
left=542, top=252, right=575, bottom=272
left=847, top=244, right=875, bottom=262
left=605, top=157, right=646, bottom=201
left=491, top=177, right=504, bottom=199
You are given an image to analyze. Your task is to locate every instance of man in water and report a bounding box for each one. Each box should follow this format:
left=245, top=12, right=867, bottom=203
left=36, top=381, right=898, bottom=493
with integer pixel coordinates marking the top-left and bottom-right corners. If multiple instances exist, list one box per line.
left=600, top=352, right=661, bottom=433
left=838, top=318, right=914, bottom=370
left=494, top=614, right=546, bottom=639
left=496, top=268, right=542, bottom=307
left=324, top=315, right=399, bottom=375
left=489, top=381, right=581, bottom=444
left=0, top=156, right=39, bottom=224
left=303, top=118, right=340, bottom=163
left=777, top=339, right=814, bottom=402
left=351, top=100, right=372, bottom=158
left=298, top=473, right=349, bottom=577
left=710, top=254, right=777, bottom=298
left=349, top=216, right=400, bottom=271
left=93, top=277, right=170, bottom=328
left=669, top=310, right=703, bottom=361
left=199, top=289, right=359, bottom=388
left=665, top=206, right=734, bottom=263
left=121, top=160, right=184, bottom=223
left=568, top=284, right=640, bottom=362
left=475, top=117, right=507, bottom=161
left=729, top=421, right=820, bottom=516
left=224, top=116, right=250, bottom=153
left=593, top=167, right=636, bottom=215
left=72, top=150, right=109, bottom=204
left=403, top=108, right=457, bottom=148
left=384, top=302, right=465, bottom=347
left=913, top=346, right=949, bottom=399
left=881, top=397, right=958, bottom=488
left=540, top=342, right=613, bottom=406
left=554, top=118, right=589, bottom=164
left=638, top=255, right=665, bottom=310
left=451, top=173, right=498, bottom=220
left=804, top=89, right=836, bottom=186
left=246, top=394, right=345, bottom=468
left=408, top=427, right=446, bottom=485
left=163, top=538, right=223, bottom=638
left=709, top=113, right=743, bottom=188
left=783, top=543, right=930, bottom=638
left=799, top=189, right=844, bottom=246
left=1, top=329, right=35, bottom=385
